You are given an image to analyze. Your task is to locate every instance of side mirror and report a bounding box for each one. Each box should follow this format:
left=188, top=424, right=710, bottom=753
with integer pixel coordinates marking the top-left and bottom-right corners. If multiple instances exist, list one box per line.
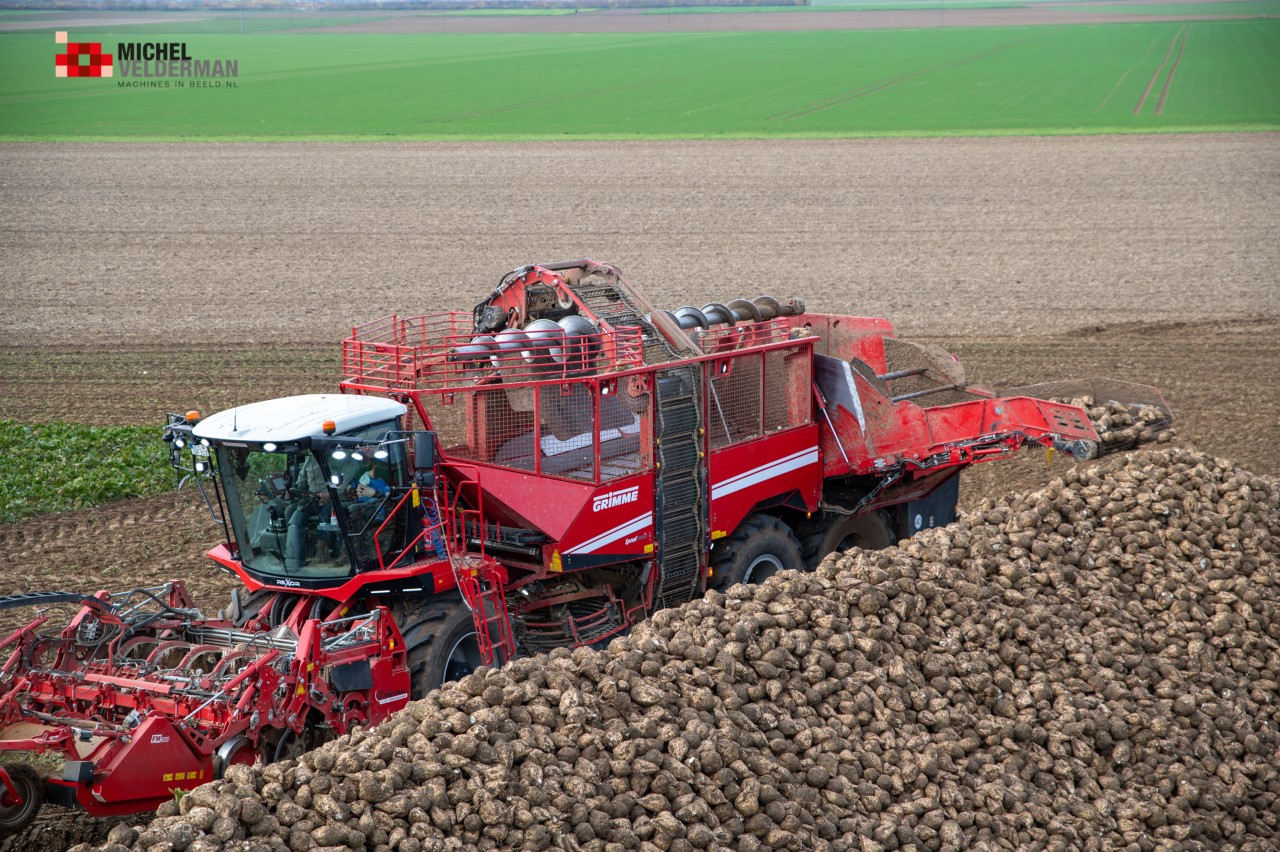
left=413, top=431, right=438, bottom=488
left=413, top=432, right=439, bottom=471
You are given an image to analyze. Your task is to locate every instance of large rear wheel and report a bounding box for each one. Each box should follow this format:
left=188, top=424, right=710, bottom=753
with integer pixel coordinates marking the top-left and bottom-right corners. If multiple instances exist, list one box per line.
left=710, top=514, right=803, bottom=590
left=392, top=597, right=509, bottom=699
left=796, top=510, right=896, bottom=570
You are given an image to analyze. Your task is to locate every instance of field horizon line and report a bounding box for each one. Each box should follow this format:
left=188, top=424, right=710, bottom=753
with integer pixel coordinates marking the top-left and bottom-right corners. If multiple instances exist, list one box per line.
left=3, top=124, right=1278, bottom=143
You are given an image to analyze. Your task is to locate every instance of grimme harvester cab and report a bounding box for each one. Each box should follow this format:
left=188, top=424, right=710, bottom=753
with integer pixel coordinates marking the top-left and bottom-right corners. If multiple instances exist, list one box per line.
left=0, top=260, right=1169, bottom=830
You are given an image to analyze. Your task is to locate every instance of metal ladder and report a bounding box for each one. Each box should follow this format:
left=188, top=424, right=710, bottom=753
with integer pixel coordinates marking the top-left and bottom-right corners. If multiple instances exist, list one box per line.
left=455, top=556, right=516, bottom=666
left=652, top=366, right=706, bottom=609
left=564, top=269, right=704, bottom=605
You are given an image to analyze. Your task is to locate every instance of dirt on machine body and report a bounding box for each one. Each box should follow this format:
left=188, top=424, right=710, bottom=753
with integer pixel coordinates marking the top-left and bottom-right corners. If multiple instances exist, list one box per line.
left=0, top=260, right=1170, bottom=829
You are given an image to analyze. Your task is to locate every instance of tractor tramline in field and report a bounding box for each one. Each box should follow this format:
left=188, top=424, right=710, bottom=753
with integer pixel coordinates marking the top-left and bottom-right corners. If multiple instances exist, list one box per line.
left=0, top=260, right=1170, bottom=829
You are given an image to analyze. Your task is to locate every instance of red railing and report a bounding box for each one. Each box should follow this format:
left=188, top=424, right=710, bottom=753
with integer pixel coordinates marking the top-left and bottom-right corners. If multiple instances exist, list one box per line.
left=343, top=312, right=646, bottom=392
left=441, top=462, right=485, bottom=562
left=367, top=464, right=515, bottom=662
left=369, top=488, right=439, bottom=573
left=369, top=467, right=485, bottom=572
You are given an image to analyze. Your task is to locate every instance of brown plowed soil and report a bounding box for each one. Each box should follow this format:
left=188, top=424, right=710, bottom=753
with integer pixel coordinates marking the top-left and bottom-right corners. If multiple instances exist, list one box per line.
left=0, top=811, right=150, bottom=852
left=0, top=134, right=1276, bottom=848
left=3, top=136, right=1276, bottom=347
left=0, top=489, right=237, bottom=637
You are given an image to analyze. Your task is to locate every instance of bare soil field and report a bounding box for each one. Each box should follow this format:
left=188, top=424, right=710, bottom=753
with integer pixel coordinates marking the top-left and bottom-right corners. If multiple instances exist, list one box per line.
left=0, top=135, right=1276, bottom=846
left=0, top=12, right=218, bottom=32
left=3, top=136, right=1276, bottom=347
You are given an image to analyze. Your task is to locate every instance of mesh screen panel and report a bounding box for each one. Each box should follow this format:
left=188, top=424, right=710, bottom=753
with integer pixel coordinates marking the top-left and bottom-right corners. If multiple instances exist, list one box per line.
left=764, top=348, right=789, bottom=433
left=708, top=353, right=763, bottom=449
left=424, top=393, right=472, bottom=461
left=537, top=385, right=598, bottom=481
left=763, top=344, right=812, bottom=433
left=422, top=375, right=651, bottom=483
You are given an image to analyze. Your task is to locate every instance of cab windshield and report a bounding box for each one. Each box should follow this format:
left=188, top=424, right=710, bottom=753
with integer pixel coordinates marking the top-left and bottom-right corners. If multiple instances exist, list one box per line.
left=218, top=441, right=405, bottom=581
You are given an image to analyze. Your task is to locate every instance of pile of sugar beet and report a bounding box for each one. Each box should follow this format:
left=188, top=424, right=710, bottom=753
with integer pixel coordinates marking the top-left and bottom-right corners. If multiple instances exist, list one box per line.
left=1051, top=398, right=1174, bottom=452
left=83, top=447, right=1279, bottom=852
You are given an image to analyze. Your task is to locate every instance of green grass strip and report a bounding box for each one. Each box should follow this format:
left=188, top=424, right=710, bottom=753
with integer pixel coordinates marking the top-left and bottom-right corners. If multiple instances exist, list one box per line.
left=2, top=22, right=1276, bottom=139
left=0, top=420, right=173, bottom=523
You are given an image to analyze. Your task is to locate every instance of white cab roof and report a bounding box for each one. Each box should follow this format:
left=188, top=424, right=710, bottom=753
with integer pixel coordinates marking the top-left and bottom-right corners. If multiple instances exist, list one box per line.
left=193, top=394, right=406, bottom=444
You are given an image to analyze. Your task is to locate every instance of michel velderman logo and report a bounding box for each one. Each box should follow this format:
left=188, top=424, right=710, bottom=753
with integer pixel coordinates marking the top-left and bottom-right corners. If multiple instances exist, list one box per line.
left=53, top=31, right=238, bottom=89
left=54, top=31, right=112, bottom=78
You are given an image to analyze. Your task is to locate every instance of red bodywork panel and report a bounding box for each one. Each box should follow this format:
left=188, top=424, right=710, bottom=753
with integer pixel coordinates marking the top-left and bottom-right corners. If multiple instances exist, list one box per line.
left=709, top=426, right=822, bottom=537
left=209, top=543, right=464, bottom=599
left=90, top=717, right=209, bottom=808
left=557, top=474, right=655, bottom=570
left=454, top=464, right=599, bottom=543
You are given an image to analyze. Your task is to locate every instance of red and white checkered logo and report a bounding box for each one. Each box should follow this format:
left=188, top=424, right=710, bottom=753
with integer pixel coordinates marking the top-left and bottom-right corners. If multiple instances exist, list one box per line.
left=55, top=31, right=113, bottom=78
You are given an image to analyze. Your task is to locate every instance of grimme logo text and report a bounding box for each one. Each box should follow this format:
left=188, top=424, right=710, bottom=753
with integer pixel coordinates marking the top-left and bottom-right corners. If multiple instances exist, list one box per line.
left=592, top=486, right=639, bottom=513
left=55, top=32, right=238, bottom=88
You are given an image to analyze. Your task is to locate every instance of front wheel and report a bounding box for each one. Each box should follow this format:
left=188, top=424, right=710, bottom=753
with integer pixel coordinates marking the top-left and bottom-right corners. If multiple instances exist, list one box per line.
left=0, top=763, right=43, bottom=835
left=710, top=514, right=803, bottom=590
left=392, top=597, right=510, bottom=699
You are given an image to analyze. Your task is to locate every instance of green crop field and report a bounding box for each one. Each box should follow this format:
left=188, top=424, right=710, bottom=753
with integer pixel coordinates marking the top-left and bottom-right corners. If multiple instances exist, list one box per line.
left=1, top=20, right=1276, bottom=140
left=640, top=0, right=1278, bottom=14
left=639, top=2, right=1026, bottom=13
left=0, top=421, right=172, bottom=523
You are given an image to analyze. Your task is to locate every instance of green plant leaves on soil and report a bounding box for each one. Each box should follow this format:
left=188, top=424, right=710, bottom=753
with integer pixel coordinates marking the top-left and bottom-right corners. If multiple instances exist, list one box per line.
left=0, top=420, right=174, bottom=524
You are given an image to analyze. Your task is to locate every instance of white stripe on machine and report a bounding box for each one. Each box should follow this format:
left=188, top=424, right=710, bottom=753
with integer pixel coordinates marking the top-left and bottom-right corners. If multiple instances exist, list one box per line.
left=564, top=512, right=653, bottom=554
left=711, top=447, right=819, bottom=500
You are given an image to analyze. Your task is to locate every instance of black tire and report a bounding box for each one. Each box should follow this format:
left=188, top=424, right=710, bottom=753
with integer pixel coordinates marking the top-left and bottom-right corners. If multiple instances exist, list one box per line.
left=264, top=725, right=319, bottom=765
left=232, top=589, right=287, bottom=629
left=796, top=510, right=896, bottom=570
left=232, top=591, right=327, bottom=630
left=710, top=514, right=803, bottom=590
left=0, top=763, right=43, bottom=835
left=391, top=596, right=509, bottom=699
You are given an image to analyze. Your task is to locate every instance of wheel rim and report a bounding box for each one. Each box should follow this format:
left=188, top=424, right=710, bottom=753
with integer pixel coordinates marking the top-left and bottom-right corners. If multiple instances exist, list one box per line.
left=0, top=774, right=37, bottom=829
left=443, top=631, right=484, bottom=683
left=214, top=736, right=256, bottom=778
left=743, top=553, right=786, bottom=584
